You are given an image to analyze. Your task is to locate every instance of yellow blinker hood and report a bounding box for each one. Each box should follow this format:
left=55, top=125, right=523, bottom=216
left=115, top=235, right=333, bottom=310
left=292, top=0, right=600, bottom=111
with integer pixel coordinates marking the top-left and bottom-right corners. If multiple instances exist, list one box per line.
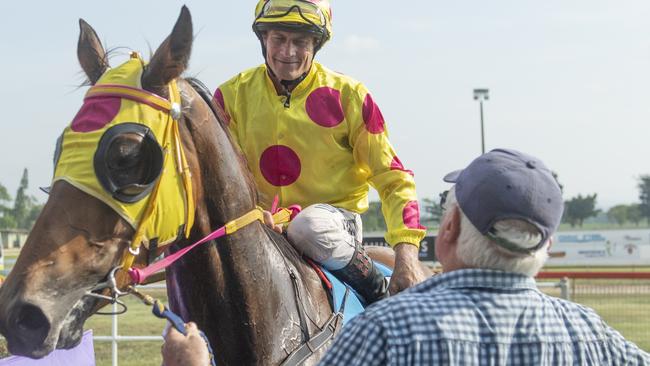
left=53, top=54, right=194, bottom=251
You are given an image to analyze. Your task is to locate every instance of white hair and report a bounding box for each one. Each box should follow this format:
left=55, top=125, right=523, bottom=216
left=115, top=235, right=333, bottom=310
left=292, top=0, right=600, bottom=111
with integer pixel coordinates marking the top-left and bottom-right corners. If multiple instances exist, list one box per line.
left=444, top=187, right=549, bottom=277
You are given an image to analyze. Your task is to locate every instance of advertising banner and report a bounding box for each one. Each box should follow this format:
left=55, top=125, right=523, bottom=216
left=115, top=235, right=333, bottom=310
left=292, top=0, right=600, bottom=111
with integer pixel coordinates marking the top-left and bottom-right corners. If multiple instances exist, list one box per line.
left=363, top=235, right=437, bottom=262
left=547, top=229, right=650, bottom=266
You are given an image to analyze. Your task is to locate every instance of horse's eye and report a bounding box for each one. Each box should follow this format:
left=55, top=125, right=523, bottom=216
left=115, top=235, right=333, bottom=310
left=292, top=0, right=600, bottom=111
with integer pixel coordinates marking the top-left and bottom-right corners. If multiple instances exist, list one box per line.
left=94, top=123, right=163, bottom=203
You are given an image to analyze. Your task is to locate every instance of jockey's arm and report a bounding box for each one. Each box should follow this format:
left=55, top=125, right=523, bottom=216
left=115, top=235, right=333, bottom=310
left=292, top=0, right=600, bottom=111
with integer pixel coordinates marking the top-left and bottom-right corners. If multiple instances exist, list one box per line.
left=390, top=242, right=426, bottom=294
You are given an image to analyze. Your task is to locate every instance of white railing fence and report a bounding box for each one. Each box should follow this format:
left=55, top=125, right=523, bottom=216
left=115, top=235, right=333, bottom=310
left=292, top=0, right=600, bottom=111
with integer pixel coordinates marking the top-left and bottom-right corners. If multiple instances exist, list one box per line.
left=93, top=284, right=166, bottom=366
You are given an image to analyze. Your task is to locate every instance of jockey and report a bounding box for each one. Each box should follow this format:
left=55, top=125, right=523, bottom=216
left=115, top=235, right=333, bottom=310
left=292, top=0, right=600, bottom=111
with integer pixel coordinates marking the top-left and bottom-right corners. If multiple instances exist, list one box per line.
left=214, top=0, right=427, bottom=303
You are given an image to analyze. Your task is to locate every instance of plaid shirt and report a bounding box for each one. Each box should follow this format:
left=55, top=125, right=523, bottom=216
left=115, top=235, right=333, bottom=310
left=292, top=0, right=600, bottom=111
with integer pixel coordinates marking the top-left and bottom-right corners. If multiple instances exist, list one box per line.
left=319, top=269, right=650, bottom=366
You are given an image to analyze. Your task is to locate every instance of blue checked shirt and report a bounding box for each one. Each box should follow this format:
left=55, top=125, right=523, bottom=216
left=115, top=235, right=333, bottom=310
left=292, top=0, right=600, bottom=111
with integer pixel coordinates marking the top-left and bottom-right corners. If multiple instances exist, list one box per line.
left=319, top=269, right=650, bottom=365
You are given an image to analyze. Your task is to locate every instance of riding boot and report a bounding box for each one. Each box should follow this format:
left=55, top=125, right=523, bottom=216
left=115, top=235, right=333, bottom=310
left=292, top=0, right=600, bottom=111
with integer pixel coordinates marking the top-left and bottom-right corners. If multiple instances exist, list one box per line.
left=331, top=243, right=389, bottom=305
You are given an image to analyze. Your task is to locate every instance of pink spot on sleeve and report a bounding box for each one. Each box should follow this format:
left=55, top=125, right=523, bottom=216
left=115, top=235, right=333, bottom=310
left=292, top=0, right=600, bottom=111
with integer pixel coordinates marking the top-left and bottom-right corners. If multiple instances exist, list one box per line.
left=305, top=87, right=344, bottom=128
left=71, top=97, right=121, bottom=132
left=213, top=88, right=231, bottom=125
left=362, top=93, right=385, bottom=134
left=259, top=145, right=302, bottom=186
left=390, top=156, right=414, bottom=176
left=403, top=200, right=426, bottom=230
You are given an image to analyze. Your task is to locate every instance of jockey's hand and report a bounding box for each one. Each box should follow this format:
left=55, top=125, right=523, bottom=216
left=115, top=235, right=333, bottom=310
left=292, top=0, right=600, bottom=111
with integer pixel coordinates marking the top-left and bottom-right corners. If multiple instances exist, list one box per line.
left=389, top=243, right=427, bottom=295
left=162, top=322, right=210, bottom=366
left=263, top=210, right=284, bottom=234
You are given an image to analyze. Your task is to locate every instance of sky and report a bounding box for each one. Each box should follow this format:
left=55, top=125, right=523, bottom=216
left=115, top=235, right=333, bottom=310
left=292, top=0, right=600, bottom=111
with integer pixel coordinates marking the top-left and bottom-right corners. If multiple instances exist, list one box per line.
left=1, top=1, right=649, bottom=210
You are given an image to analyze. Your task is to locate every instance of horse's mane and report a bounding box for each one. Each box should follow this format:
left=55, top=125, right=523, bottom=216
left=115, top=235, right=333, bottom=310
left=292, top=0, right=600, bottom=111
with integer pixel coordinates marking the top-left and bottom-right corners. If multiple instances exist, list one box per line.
left=185, top=77, right=310, bottom=279
left=184, top=77, right=228, bottom=129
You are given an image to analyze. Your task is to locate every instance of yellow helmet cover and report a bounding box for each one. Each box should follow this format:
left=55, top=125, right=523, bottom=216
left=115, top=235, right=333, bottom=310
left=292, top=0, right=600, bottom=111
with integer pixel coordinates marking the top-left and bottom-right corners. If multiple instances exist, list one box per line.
left=53, top=55, right=193, bottom=249
left=253, top=0, right=333, bottom=46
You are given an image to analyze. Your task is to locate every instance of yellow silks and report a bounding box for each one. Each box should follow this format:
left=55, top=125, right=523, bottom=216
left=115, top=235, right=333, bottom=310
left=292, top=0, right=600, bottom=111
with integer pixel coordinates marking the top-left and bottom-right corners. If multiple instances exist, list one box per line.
left=218, top=62, right=426, bottom=247
left=53, top=54, right=195, bottom=262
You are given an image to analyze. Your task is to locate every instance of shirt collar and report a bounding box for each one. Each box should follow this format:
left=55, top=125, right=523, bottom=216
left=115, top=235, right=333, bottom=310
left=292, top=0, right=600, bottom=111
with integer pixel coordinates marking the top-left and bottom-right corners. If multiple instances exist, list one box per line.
left=263, top=62, right=318, bottom=98
left=424, top=268, right=538, bottom=292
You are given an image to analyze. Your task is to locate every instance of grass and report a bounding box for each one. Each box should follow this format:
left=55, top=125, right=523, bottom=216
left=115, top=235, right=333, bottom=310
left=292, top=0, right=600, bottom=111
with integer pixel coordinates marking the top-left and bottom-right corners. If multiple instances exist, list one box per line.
left=573, top=292, right=650, bottom=351
left=86, top=288, right=169, bottom=366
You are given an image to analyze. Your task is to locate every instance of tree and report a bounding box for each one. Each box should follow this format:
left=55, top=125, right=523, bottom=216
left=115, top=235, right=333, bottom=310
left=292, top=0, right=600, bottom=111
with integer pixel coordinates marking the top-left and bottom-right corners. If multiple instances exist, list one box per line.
left=420, top=197, right=443, bottom=227
left=607, top=205, right=628, bottom=226
left=360, top=201, right=386, bottom=233
left=563, top=193, right=600, bottom=227
left=12, top=168, right=36, bottom=229
left=638, top=175, right=650, bottom=225
left=627, top=204, right=643, bottom=226
left=0, top=182, right=15, bottom=228
left=1, top=168, right=42, bottom=230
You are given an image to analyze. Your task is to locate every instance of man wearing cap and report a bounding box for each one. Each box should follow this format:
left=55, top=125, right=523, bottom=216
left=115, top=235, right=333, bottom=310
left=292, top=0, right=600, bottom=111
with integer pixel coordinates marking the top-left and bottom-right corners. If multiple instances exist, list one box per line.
left=214, top=0, right=427, bottom=303
left=319, top=148, right=650, bottom=365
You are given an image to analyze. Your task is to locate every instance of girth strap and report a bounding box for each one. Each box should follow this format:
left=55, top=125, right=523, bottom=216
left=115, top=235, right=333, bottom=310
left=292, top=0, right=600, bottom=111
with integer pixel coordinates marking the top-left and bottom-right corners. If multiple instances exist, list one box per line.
left=280, top=288, right=349, bottom=366
left=280, top=311, right=343, bottom=366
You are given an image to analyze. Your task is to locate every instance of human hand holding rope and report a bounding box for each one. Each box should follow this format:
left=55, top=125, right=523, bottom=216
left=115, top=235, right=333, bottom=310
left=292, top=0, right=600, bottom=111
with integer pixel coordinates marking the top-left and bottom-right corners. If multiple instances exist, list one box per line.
left=162, top=322, right=210, bottom=366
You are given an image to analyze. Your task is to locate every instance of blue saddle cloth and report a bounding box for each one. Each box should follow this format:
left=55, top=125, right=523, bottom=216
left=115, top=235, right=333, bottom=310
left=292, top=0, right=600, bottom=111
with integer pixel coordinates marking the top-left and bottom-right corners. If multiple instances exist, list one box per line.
left=320, top=261, right=392, bottom=326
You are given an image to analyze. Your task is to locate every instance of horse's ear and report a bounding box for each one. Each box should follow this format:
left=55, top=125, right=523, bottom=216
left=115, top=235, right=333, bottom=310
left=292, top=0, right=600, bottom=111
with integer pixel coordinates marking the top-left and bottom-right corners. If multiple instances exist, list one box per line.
left=77, top=19, right=108, bottom=85
left=142, top=6, right=193, bottom=95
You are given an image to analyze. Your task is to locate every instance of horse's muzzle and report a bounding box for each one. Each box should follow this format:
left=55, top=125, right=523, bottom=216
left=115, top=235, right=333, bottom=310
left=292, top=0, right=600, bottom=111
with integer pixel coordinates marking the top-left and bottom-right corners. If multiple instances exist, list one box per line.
left=2, top=300, right=52, bottom=358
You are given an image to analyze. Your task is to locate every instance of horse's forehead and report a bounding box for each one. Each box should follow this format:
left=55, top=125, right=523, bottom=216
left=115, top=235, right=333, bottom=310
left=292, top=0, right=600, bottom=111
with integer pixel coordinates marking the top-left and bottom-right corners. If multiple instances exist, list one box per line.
left=96, top=57, right=145, bottom=88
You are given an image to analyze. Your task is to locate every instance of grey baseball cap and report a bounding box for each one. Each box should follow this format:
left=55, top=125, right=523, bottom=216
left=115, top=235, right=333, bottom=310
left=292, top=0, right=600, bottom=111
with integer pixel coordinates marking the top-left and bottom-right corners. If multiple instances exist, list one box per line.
left=443, top=148, right=564, bottom=254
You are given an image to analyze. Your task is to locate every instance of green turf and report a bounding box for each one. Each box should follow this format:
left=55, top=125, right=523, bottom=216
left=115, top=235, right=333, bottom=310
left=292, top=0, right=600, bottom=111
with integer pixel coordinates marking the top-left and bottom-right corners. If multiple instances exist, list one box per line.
left=574, top=293, right=650, bottom=351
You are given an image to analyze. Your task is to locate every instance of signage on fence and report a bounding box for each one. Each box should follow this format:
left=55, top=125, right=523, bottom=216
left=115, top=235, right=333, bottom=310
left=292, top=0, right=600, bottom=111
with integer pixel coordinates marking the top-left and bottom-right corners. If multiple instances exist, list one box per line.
left=547, top=229, right=650, bottom=266
left=362, top=235, right=437, bottom=262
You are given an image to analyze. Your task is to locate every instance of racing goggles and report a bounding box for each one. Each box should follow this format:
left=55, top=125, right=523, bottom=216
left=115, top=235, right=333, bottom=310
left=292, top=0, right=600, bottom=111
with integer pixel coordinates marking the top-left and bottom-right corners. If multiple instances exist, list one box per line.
left=255, top=0, right=328, bottom=30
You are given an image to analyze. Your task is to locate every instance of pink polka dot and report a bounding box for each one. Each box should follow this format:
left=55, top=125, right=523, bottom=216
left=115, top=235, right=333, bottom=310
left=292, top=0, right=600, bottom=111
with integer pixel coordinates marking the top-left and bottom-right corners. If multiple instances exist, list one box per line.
left=71, top=97, right=121, bottom=133
left=305, top=87, right=344, bottom=128
left=213, top=88, right=225, bottom=110
left=259, top=145, right=302, bottom=186
left=403, top=201, right=426, bottom=230
left=390, top=156, right=414, bottom=176
left=362, top=93, right=385, bottom=134
left=213, top=88, right=231, bottom=125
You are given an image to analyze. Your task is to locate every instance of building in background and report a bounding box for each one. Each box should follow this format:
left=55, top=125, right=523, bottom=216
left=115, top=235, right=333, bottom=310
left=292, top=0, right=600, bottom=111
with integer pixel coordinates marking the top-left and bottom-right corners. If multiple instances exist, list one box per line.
left=0, top=228, right=29, bottom=250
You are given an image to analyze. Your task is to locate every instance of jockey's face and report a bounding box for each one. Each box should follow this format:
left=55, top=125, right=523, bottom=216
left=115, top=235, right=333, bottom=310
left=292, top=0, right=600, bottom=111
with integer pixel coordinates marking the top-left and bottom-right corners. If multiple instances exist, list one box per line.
left=264, top=29, right=316, bottom=81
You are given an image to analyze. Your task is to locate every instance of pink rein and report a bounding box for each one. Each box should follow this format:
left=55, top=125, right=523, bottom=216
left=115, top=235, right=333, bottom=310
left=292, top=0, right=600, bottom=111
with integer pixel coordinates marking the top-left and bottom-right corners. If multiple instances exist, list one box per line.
left=127, top=200, right=301, bottom=285
left=128, top=226, right=226, bottom=284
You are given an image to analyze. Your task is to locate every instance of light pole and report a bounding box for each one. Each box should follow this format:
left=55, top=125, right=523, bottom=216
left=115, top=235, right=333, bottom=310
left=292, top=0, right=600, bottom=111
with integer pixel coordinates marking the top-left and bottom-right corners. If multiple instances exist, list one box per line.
left=473, top=88, right=489, bottom=154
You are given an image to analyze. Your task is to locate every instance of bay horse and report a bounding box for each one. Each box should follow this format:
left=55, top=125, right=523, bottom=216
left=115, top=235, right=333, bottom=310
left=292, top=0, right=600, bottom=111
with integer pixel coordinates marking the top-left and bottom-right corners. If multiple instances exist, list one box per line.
left=0, top=6, right=409, bottom=365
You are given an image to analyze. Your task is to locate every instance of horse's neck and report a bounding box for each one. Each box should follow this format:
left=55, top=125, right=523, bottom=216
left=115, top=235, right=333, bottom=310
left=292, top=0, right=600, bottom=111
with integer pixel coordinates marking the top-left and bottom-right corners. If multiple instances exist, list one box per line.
left=181, top=101, right=321, bottom=364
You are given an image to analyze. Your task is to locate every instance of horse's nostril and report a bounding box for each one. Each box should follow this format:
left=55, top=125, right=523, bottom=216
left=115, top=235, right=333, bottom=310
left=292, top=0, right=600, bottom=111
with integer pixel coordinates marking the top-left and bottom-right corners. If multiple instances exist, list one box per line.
left=13, top=303, right=50, bottom=345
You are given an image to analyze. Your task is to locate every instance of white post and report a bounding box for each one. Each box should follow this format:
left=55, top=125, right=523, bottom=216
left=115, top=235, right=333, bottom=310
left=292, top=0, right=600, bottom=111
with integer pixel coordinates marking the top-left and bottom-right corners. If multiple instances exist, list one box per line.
left=112, top=302, right=118, bottom=366
left=560, top=277, right=571, bottom=301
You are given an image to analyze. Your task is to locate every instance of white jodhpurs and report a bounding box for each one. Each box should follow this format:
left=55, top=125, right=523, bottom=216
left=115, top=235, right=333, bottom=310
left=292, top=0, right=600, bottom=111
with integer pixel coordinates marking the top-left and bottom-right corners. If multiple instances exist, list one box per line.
left=286, top=204, right=362, bottom=270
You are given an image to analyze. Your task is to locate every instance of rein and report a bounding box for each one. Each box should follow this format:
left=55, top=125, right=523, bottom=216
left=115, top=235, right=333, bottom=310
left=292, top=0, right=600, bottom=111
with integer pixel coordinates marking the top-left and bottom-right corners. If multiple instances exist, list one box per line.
left=128, top=206, right=295, bottom=284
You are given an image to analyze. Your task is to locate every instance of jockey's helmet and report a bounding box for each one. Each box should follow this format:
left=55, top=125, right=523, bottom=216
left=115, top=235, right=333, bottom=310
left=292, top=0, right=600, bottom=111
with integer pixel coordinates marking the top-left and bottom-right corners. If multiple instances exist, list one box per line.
left=253, top=0, right=332, bottom=52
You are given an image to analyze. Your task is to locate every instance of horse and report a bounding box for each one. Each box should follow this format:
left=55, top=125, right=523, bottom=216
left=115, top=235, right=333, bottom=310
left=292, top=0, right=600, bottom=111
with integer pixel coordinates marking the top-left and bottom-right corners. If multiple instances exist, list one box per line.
left=0, top=6, right=421, bottom=365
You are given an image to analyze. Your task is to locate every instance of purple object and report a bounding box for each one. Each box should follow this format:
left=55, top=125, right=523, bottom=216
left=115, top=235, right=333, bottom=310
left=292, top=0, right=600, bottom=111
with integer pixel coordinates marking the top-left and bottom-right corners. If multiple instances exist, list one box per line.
left=0, top=330, right=95, bottom=365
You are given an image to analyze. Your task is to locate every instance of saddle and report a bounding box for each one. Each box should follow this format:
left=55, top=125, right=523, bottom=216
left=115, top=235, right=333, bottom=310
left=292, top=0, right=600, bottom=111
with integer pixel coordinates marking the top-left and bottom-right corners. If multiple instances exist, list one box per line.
left=307, top=259, right=393, bottom=325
